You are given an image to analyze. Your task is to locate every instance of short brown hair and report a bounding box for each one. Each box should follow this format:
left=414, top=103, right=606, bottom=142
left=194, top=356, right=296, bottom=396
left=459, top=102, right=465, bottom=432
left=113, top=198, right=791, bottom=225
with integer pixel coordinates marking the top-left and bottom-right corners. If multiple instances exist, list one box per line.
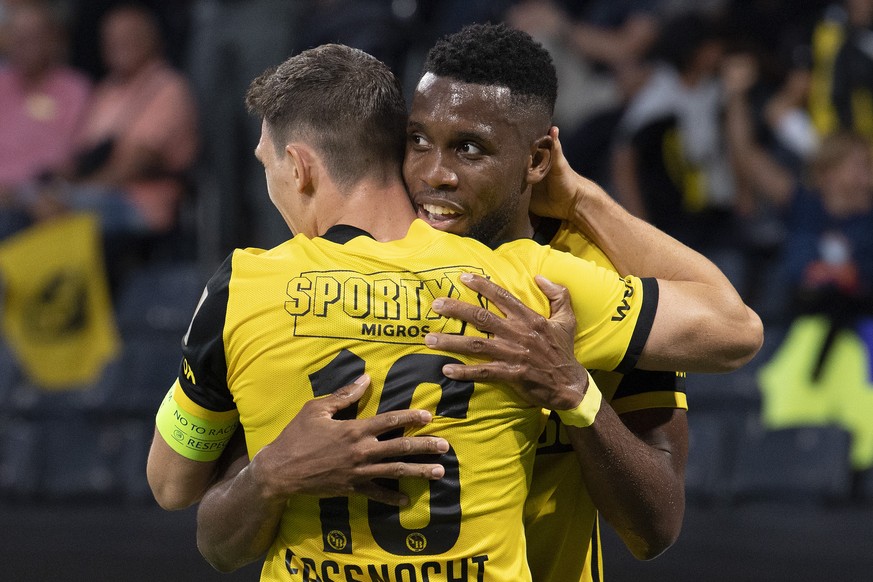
left=246, top=44, right=407, bottom=188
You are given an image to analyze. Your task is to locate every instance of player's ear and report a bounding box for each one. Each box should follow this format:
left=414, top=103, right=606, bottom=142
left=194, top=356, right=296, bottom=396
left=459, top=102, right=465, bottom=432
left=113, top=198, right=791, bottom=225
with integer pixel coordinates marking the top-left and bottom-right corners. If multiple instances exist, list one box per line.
left=527, top=133, right=554, bottom=184
left=286, top=144, right=313, bottom=194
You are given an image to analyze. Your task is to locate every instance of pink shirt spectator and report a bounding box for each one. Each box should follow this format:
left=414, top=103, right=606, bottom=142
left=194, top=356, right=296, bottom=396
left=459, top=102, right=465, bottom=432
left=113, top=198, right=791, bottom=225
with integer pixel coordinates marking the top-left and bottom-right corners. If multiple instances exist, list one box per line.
left=0, top=64, right=91, bottom=188
left=77, top=59, right=199, bottom=232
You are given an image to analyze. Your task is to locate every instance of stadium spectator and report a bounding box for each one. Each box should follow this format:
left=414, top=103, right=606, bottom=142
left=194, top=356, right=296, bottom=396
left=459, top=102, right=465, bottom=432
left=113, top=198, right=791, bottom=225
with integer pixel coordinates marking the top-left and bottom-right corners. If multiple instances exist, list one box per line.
left=804, top=0, right=873, bottom=139
left=55, top=3, right=199, bottom=237
left=0, top=1, right=90, bottom=239
left=610, top=12, right=750, bottom=290
left=505, top=0, right=662, bottom=133
left=0, top=0, right=30, bottom=59
left=1, top=3, right=200, bottom=288
left=726, top=55, right=873, bottom=475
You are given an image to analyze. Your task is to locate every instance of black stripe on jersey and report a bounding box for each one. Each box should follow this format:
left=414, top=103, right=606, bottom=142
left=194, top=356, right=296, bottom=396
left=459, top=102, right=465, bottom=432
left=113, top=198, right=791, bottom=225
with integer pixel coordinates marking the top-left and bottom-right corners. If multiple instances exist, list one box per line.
left=322, top=224, right=375, bottom=244
left=615, top=277, right=658, bottom=374
left=613, top=368, right=685, bottom=401
left=179, top=253, right=234, bottom=411
left=592, top=515, right=603, bottom=582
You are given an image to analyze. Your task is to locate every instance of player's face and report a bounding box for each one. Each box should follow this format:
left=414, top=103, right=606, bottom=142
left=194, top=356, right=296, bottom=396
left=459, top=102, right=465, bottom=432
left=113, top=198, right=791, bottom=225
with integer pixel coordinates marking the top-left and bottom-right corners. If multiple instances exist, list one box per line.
left=404, top=73, right=536, bottom=245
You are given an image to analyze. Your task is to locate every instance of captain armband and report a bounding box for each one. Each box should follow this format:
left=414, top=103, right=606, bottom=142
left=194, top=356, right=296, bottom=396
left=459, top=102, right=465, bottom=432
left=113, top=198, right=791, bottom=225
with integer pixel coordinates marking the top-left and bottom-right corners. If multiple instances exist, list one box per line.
left=556, top=371, right=603, bottom=428
left=155, top=384, right=239, bottom=462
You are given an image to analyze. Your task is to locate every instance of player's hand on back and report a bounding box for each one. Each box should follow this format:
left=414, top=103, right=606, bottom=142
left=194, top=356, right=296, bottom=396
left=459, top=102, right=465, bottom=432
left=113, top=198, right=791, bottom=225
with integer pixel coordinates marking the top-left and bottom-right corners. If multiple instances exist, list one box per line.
left=249, top=375, right=449, bottom=507
left=528, top=126, right=580, bottom=222
left=529, top=126, right=614, bottom=226
left=425, top=273, right=590, bottom=411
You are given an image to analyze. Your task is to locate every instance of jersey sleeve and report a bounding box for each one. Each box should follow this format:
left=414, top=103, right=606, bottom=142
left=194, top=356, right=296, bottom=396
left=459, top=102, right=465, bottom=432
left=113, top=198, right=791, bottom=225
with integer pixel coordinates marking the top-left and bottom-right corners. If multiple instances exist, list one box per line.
left=545, top=219, right=618, bottom=272
left=548, top=221, right=687, bottom=413
left=597, top=369, right=688, bottom=414
left=540, top=250, right=658, bottom=374
left=176, top=252, right=235, bottom=413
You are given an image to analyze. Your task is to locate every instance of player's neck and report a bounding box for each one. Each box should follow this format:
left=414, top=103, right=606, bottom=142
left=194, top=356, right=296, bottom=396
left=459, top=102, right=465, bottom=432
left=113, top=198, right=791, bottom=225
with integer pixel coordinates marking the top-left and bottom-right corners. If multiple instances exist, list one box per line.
left=320, top=179, right=416, bottom=242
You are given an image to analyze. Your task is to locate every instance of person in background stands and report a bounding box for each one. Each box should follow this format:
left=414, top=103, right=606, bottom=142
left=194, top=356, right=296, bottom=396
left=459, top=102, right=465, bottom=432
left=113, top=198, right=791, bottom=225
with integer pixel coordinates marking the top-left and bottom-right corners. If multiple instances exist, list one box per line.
left=0, top=1, right=90, bottom=239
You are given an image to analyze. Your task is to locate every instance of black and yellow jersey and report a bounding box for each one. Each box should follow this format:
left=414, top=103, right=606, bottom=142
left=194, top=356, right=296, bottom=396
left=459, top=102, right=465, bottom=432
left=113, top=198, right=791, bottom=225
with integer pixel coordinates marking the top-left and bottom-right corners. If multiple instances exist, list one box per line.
left=526, top=218, right=688, bottom=582
left=170, top=219, right=657, bottom=581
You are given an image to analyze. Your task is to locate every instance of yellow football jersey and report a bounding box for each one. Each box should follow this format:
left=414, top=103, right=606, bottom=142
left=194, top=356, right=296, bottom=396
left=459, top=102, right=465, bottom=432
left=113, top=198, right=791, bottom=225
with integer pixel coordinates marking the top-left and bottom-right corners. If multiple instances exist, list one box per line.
left=526, top=218, right=688, bottom=582
left=172, top=219, right=658, bottom=581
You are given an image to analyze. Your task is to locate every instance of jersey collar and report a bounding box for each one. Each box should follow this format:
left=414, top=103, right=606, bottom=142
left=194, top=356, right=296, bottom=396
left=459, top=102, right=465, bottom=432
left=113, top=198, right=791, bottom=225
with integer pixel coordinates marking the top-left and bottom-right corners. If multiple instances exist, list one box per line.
left=320, top=224, right=375, bottom=244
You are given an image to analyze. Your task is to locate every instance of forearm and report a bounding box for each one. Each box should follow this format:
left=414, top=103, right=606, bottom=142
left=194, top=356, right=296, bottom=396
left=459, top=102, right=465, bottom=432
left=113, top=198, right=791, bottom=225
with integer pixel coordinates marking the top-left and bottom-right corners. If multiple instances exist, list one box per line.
left=196, top=454, right=285, bottom=572
left=566, top=406, right=686, bottom=560
left=87, top=144, right=163, bottom=186
left=146, top=428, right=218, bottom=510
left=566, top=16, right=658, bottom=67
left=570, top=179, right=764, bottom=369
left=724, top=91, right=794, bottom=206
left=570, top=178, right=720, bottom=283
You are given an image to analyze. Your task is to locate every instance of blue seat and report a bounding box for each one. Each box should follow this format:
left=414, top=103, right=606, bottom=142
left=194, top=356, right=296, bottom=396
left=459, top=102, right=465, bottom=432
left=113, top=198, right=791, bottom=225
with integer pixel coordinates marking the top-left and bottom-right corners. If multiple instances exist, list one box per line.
left=91, top=335, right=181, bottom=415
left=0, top=416, right=42, bottom=500
left=38, top=417, right=120, bottom=501
left=113, top=417, right=157, bottom=503
left=685, top=410, right=744, bottom=504
left=114, top=261, right=205, bottom=336
left=0, top=340, right=21, bottom=409
left=727, top=421, right=853, bottom=504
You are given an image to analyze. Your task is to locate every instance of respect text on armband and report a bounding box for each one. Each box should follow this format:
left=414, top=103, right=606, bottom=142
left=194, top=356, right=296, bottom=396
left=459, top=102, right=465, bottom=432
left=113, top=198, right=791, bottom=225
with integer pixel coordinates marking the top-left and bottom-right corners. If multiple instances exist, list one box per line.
left=170, top=408, right=237, bottom=453
left=284, top=267, right=490, bottom=345
left=284, top=548, right=489, bottom=581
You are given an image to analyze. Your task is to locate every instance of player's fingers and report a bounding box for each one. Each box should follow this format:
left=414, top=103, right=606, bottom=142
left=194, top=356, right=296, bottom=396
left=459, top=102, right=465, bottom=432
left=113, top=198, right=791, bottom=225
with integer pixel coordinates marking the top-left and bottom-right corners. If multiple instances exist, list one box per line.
left=353, top=482, right=410, bottom=506
left=358, top=461, right=445, bottom=483
left=455, top=273, right=542, bottom=320
left=440, top=361, right=517, bottom=383
left=364, top=408, right=437, bottom=436
left=535, top=275, right=577, bottom=327
left=429, top=296, right=507, bottom=334
left=550, top=126, right=568, bottom=169
left=424, top=331, right=519, bottom=360
left=318, top=375, right=370, bottom=416
left=371, top=434, right=450, bottom=458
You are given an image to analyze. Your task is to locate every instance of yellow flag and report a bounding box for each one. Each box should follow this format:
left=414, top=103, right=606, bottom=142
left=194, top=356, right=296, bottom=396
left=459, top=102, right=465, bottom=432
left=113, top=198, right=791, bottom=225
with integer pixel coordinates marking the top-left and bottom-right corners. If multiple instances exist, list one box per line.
left=0, top=214, right=120, bottom=388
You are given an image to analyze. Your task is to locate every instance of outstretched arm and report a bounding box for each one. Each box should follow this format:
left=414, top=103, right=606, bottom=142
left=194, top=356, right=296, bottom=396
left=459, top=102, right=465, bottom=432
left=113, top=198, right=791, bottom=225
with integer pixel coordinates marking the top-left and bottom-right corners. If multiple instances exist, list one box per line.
left=426, top=275, right=686, bottom=559
left=196, top=375, right=449, bottom=572
left=531, top=128, right=763, bottom=370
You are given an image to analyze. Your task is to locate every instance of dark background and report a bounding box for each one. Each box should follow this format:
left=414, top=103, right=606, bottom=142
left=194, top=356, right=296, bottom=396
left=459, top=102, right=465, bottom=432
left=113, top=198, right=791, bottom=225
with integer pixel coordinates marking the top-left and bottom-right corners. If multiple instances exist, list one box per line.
left=1, top=498, right=870, bottom=581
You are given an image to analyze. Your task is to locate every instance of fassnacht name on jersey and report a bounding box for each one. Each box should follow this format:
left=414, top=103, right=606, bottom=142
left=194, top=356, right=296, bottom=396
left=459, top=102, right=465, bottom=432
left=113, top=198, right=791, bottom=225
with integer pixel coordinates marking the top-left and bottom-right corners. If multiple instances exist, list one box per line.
left=284, top=548, right=490, bottom=581
left=284, top=266, right=490, bottom=344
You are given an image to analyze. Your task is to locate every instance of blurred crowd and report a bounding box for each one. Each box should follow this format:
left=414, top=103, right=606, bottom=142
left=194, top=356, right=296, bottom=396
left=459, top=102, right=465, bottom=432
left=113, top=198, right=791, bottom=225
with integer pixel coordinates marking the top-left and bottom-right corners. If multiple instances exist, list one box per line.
left=1, top=1, right=872, bottom=477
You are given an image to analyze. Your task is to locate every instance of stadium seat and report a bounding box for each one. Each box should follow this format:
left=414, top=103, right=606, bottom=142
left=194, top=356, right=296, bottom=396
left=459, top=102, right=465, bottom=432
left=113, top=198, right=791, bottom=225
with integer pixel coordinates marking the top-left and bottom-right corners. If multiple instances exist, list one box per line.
left=92, top=335, right=181, bottom=415
left=685, top=410, right=743, bottom=504
left=114, top=418, right=157, bottom=504
left=685, top=369, right=761, bottom=415
left=0, top=340, right=20, bottom=408
left=38, top=417, right=120, bottom=501
left=727, top=420, right=853, bottom=504
left=6, top=375, right=112, bottom=417
left=0, top=416, right=43, bottom=499
left=857, top=468, right=873, bottom=503
left=114, top=261, right=205, bottom=336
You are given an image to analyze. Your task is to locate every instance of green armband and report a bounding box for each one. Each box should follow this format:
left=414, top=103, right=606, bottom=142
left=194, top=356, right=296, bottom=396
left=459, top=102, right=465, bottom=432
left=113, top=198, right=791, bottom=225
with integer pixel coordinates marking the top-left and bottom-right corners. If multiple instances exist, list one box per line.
left=556, top=372, right=603, bottom=428
left=155, top=384, right=240, bottom=462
